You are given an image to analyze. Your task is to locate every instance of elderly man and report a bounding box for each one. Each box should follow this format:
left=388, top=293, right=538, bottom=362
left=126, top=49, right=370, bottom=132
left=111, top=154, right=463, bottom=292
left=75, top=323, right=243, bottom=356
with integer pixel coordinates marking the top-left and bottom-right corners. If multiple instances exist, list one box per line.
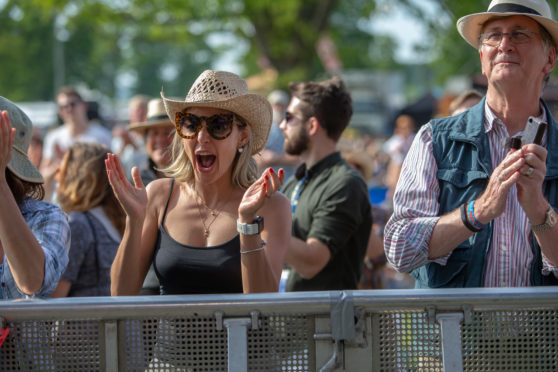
left=385, top=0, right=558, bottom=288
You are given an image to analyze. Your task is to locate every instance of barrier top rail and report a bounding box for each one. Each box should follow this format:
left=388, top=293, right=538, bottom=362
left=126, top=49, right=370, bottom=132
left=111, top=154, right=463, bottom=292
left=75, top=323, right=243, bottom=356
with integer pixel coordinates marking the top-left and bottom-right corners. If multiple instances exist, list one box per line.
left=0, top=287, right=556, bottom=320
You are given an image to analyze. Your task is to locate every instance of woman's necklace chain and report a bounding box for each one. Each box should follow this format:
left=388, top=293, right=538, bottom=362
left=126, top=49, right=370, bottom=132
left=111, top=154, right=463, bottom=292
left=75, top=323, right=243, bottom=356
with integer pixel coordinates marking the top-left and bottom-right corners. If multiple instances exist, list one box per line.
left=193, top=186, right=223, bottom=238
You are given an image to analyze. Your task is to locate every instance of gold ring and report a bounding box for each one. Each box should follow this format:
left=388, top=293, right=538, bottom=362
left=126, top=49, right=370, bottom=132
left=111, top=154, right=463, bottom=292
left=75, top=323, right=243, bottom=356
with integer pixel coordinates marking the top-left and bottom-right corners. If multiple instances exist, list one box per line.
left=526, top=167, right=534, bottom=177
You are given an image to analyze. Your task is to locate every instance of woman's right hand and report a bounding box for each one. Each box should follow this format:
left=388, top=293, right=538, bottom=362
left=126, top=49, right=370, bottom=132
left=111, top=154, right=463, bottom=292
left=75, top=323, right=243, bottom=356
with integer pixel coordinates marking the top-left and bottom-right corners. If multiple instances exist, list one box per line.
left=105, top=153, right=147, bottom=220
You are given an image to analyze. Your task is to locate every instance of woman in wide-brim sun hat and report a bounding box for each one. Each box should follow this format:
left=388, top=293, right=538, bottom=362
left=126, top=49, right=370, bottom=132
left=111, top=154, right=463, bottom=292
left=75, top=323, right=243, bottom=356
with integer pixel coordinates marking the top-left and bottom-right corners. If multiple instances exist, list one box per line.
left=106, top=70, right=291, bottom=296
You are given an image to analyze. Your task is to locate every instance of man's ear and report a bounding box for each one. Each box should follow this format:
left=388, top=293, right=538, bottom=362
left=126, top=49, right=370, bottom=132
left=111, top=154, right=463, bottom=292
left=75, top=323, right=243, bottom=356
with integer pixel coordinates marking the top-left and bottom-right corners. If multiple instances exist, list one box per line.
left=543, top=46, right=557, bottom=75
left=308, top=117, right=320, bottom=136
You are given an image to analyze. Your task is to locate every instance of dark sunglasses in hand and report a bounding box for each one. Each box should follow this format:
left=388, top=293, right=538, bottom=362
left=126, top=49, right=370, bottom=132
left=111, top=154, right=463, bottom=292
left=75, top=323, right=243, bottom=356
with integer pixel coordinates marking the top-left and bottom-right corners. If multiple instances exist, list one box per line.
left=175, top=111, right=246, bottom=140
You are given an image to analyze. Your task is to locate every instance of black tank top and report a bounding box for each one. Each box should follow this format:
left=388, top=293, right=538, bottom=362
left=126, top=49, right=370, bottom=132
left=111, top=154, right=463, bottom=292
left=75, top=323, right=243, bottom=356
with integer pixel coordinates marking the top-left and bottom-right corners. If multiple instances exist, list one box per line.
left=153, top=179, right=243, bottom=295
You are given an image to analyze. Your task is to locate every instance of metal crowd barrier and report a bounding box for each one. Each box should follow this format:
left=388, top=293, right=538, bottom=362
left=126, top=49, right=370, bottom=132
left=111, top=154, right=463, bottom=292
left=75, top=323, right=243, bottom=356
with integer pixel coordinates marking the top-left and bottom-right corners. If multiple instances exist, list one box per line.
left=0, top=287, right=556, bottom=371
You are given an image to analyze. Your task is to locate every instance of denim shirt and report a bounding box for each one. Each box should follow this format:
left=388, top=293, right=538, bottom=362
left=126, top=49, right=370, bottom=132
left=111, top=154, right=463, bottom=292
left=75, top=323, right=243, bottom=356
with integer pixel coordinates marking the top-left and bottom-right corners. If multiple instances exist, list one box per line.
left=413, top=98, right=558, bottom=288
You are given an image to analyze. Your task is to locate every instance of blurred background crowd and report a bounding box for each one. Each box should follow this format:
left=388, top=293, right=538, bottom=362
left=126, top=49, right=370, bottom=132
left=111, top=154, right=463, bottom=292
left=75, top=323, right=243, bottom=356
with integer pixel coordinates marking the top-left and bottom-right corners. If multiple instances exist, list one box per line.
left=3, top=0, right=558, bottom=292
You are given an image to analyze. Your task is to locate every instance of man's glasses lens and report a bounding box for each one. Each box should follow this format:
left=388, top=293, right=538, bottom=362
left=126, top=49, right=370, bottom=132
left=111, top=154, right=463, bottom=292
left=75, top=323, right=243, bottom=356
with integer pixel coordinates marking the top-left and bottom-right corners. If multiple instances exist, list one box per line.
left=481, top=30, right=538, bottom=46
left=176, top=112, right=235, bottom=140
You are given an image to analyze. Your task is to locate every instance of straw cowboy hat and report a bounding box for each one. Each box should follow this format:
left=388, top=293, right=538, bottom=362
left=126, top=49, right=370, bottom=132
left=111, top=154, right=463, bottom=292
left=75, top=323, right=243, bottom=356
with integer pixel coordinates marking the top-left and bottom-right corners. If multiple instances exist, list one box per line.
left=161, top=70, right=272, bottom=155
left=127, top=98, right=174, bottom=133
left=0, top=97, right=44, bottom=183
left=457, top=0, right=558, bottom=48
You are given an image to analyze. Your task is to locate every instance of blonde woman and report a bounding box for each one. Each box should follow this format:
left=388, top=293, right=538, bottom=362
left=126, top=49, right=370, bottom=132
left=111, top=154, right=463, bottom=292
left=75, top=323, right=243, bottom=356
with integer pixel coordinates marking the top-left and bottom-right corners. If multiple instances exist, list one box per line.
left=106, top=70, right=291, bottom=295
left=52, top=143, right=124, bottom=297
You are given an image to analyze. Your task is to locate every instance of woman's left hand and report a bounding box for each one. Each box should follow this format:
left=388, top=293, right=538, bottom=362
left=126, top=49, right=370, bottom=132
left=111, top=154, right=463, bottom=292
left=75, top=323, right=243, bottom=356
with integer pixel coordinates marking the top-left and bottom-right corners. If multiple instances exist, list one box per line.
left=238, top=168, right=284, bottom=222
left=0, top=110, right=15, bottom=182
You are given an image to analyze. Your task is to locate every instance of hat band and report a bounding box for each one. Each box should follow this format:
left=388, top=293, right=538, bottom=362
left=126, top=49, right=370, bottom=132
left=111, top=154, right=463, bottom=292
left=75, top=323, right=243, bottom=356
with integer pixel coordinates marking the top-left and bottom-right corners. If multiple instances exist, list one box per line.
left=488, top=3, right=541, bottom=16
left=147, top=114, right=169, bottom=122
left=12, top=145, right=29, bottom=157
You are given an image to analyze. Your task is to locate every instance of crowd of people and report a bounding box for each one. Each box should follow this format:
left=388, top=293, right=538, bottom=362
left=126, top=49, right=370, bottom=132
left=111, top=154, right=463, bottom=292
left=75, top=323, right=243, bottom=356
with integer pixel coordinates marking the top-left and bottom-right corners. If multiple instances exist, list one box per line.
left=1, top=0, right=558, bottom=305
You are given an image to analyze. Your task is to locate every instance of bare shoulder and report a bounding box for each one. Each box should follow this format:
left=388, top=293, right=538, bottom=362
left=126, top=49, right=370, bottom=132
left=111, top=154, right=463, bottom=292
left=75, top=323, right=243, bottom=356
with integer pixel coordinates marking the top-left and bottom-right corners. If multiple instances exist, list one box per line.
left=145, top=178, right=176, bottom=211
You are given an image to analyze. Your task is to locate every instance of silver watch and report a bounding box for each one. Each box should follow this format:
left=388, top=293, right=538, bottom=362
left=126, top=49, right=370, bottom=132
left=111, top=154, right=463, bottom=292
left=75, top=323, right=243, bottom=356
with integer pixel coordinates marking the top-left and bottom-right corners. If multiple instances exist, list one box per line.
left=237, top=216, right=264, bottom=235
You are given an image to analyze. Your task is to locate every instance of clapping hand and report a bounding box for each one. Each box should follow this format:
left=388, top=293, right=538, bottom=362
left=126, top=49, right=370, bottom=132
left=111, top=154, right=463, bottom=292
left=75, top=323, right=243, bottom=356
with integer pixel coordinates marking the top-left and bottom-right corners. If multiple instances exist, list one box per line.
left=238, top=168, right=284, bottom=221
left=105, top=153, right=148, bottom=220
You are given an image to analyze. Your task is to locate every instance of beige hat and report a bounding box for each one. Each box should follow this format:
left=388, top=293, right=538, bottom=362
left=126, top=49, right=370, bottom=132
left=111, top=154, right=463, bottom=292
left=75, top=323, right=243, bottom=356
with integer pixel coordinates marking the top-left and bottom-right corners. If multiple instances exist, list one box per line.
left=161, top=70, right=272, bottom=155
left=457, top=0, right=558, bottom=48
left=127, top=98, right=173, bottom=133
left=0, top=97, right=43, bottom=183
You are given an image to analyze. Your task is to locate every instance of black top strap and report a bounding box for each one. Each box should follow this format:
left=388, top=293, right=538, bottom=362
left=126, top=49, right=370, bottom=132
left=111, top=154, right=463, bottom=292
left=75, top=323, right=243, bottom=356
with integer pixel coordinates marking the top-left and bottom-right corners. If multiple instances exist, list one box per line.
left=160, top=178, right=175, bottom=227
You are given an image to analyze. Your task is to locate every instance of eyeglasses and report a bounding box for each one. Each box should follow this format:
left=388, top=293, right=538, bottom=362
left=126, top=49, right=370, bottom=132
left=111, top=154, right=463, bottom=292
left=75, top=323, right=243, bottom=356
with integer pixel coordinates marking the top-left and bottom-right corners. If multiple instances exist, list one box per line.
left=174, top=111, right=245, bottom=140
left=480, top=29, right=539, bottom=47
left=58, top=100, right=81, bottom=111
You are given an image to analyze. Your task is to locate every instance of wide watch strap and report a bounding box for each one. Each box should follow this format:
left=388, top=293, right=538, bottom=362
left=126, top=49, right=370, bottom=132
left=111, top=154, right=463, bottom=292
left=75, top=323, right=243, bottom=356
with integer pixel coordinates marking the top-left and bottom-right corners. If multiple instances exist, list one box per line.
left=237, top=216, right=264, bottom=235
left=531, top=207, right=557, bottom=232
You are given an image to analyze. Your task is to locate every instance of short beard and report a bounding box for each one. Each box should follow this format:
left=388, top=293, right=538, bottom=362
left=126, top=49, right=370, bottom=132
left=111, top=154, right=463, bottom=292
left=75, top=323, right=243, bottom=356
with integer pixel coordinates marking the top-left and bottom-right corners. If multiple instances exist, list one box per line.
left=284, top=125, right=309, bottom=155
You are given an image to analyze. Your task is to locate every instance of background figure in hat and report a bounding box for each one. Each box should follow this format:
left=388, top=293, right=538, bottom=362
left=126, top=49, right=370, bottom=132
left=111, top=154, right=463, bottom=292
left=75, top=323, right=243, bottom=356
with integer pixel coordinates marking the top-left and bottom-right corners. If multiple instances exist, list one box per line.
left=51, top=143, right=124, bottom=297
left=0, top=97, right=69, bottom=299
left=127, top=98, right=175, bottom=295
left=106, top=70, right=291, bottom=295
left=256, top=90, right=300, bottom=180
left=385, top=0, right=558, bottom=288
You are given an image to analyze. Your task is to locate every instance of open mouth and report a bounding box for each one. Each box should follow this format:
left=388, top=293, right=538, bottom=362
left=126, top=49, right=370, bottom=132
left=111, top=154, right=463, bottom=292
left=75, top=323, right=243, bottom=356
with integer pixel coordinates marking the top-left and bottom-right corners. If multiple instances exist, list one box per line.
left=196, top=154, right=216, bottom=170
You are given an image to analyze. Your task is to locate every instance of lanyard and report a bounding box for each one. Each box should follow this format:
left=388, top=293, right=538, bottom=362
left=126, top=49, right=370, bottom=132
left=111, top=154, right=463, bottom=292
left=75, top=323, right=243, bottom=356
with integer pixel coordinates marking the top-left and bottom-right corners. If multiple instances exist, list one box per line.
left=290, top=174, right=308, bottom=213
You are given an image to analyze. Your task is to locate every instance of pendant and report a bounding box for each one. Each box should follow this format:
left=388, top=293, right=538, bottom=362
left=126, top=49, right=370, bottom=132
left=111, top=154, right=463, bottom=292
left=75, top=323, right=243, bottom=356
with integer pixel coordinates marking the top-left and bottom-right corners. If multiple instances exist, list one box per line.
left=204, top=229, right=209, bottom=237
left=210, top=211, right=217, bottom=216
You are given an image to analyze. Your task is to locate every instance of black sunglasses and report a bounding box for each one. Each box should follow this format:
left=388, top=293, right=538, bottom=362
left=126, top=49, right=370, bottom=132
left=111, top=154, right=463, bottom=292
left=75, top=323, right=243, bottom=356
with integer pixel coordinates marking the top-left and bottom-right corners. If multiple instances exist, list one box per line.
left=174, top=111, right=246, bottom=140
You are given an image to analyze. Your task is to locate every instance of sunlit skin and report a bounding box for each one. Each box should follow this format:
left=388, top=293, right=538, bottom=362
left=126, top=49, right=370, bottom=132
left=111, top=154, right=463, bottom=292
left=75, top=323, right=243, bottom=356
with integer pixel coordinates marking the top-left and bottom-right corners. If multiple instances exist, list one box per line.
left=105, top=106, right=292, bottom=295
left=279, top=97, right=310, bottom=156
left=145, top=126, right=174, bottom=169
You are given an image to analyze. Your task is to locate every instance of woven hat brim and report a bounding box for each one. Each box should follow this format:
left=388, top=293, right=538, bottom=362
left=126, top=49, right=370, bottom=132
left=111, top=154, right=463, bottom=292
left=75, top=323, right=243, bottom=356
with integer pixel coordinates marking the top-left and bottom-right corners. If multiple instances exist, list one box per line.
left=161, top=93, right=272, bottom=155
left=7, top=147, right=43, bottom=183
left=127, top=119, right=174, bottom=133
left=457, top=12, right=558, bottom=48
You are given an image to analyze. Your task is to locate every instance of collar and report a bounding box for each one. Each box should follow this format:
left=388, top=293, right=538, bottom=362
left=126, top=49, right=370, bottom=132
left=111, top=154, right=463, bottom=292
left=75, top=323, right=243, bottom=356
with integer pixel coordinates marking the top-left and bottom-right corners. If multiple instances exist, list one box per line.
left=294, top=152, right=342, bottom=180
left=483, top=100, right=547, bottom=136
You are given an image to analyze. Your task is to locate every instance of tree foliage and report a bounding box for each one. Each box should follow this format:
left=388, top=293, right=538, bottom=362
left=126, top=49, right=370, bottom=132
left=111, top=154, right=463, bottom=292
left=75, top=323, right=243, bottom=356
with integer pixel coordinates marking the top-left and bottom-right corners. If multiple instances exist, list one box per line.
left=2, top=0, right=555, bottom=103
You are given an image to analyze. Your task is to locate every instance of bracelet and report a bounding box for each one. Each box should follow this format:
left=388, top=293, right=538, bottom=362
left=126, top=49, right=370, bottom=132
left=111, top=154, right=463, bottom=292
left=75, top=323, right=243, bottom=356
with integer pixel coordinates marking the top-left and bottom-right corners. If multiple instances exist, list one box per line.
left=240, top=240, right=267, bottom=255
left=467, top=200, right=487, bottom=230
left=460, top=203, right=481, bottom=233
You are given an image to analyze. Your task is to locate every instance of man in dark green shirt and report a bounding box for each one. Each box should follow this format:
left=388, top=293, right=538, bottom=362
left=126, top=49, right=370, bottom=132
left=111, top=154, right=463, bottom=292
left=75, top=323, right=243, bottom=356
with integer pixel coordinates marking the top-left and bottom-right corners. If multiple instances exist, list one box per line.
left=279, top=76, right=372, bottom=291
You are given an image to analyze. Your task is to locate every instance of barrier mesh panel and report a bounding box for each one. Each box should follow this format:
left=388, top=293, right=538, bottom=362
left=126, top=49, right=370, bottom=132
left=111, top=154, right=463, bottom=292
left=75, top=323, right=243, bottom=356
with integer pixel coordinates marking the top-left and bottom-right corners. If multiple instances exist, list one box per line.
left=462, top=309, right=558, bottom=371
left=0, top=319, right=101, bottom=371
left=123, top=314, right=313, bottom=371
left=376, top=311, right=443, bottom=371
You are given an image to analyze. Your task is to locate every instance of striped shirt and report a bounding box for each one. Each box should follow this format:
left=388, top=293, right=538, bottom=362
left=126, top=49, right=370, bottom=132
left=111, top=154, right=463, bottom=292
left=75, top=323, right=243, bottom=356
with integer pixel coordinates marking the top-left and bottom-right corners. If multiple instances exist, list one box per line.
left=384, top=102, right=557, bottom=287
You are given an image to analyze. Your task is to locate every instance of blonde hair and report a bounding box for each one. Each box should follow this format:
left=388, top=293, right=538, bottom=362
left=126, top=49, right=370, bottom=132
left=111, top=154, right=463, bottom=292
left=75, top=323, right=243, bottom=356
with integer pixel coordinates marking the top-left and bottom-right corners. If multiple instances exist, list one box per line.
left=162, top=114, right=258, bottom=188
left=57, top=143, right=125, bottom=234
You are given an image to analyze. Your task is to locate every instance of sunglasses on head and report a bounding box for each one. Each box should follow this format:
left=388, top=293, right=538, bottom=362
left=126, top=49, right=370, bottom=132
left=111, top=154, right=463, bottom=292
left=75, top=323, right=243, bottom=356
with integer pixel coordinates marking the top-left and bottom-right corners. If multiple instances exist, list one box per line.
left=174, top=111, right=246, bottom=140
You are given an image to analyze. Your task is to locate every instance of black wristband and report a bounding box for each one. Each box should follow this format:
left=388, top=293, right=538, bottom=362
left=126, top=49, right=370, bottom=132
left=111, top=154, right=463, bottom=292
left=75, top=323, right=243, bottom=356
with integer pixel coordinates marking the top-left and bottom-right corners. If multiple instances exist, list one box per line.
left=460, top=203, right=481, bottom=233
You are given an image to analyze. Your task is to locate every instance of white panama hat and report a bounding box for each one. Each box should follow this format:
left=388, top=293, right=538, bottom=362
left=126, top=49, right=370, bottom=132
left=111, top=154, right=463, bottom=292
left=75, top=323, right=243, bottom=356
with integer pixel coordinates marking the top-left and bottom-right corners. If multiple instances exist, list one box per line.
left=457, top=0, right=558, bottom=48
